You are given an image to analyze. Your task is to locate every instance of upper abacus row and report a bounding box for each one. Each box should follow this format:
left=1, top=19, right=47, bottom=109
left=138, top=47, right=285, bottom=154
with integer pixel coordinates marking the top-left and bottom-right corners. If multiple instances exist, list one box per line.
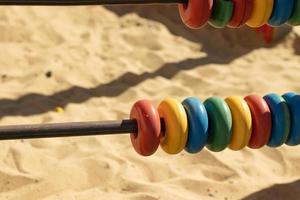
left=1, top=0, right=299, bottom=28
left=179, top=0, right=300, bottom=28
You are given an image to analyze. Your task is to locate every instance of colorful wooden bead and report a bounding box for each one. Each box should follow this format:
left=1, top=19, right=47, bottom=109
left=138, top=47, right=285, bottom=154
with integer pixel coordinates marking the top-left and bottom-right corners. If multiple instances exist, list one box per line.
left=209, top=0, right=234, bottom=28
left=158, top=98, right=188, bottom=154
left=204, top=97, right=232, bottom=152
left=130, top=100, right=161, bottom=156
left=182, top=97, right=209, bottom=153
left=263, top=93, right=290, bottom=147
left=246, top=0, right=274, bottom=28
left=179, top=0, right=213, bottom=29
left=287, top=0, right=300, bottom=26
left=282, top=92, right=300, bottom=146
left=268, top=0, right=295, bottom=27
left=228, top=0, right=254, bottom=28
left=244, top=95, right=272, bottom=149
left=225, top=96, right=252, bottom=151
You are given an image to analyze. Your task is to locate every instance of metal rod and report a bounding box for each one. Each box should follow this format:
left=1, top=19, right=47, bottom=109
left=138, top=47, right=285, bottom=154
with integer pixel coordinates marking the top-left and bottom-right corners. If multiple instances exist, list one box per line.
left=0, top=120, right=137, bottom=140
left=0, top=0, right=186, bottom=5
left=0, top=119, right=165, bottom=140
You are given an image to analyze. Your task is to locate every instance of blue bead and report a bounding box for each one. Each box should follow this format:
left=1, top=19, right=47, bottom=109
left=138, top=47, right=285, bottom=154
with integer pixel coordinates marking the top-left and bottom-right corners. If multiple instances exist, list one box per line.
left=263, top=93, right=290, bottom=147
left=182, top=97, right=209, bottom=153
left=282, top=92, right=300, bottom=146
left=268, top=0, right=294, bottom=26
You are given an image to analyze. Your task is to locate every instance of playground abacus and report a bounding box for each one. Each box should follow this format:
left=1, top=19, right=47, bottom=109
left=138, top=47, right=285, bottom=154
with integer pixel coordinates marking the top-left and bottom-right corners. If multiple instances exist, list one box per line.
left=0, top=93, right=299, bottom=156
left=0, top=0, right=299, bottom=156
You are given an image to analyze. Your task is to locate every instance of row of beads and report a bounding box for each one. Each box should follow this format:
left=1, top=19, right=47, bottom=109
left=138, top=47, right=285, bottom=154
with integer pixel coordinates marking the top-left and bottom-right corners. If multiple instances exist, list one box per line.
left=130, top=93, right=300, bottom=156
left=179, top=0, right=300, bottom=29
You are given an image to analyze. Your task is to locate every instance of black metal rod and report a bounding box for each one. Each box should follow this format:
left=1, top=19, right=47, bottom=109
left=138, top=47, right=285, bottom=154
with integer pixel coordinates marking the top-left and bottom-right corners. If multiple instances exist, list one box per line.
left=0, top=119, right=137, bottom=140
left=0, top=0, right=186, bottom=5
left=0, top=119, right=165, bottom=140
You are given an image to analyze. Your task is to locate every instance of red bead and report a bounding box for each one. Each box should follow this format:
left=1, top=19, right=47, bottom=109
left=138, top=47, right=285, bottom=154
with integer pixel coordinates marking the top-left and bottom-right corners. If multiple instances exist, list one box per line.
left=130, top=100, right=161, bottom=156
left=179, top=0, right=213, bottom=29
left=228, top=0, right=254, bottom=28
left=244, top=95, right=272, bottom=149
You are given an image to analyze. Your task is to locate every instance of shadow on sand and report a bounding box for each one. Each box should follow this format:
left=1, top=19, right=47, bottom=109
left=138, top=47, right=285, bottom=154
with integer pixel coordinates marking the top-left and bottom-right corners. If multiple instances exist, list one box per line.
left=0, top=5, right=298, bottom=118
left=242, top=180, right=300, bottom=200
left=0, top=56, right=221, bottom=118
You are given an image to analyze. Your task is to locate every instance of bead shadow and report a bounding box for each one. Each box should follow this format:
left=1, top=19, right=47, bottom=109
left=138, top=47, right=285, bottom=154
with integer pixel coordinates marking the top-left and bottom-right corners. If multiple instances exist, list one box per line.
left=0, top=56, right=221, bottom=118
left=292, top=34, right=300, bottom=55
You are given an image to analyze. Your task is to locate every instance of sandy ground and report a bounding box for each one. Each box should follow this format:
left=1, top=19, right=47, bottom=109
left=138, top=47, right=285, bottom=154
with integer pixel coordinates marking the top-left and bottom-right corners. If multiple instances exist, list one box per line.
left=0, top=5, right=300, bottom=200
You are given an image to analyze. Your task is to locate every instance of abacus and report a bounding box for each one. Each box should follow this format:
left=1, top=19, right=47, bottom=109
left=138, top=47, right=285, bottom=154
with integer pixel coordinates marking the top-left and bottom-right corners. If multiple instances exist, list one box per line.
left=0, top=1, right=299, bottom=156
left=0, top=93, right=299, bottom=156
left=0, top=0, right=300, bottom=28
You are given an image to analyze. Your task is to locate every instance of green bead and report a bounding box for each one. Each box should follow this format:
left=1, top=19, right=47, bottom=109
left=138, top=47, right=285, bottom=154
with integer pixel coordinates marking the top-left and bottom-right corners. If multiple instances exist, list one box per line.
left=287, top=0, right=300, bottom=26
left=204, top=97, right=232, bottom=152
left=209, top=0, right=234, bottom=28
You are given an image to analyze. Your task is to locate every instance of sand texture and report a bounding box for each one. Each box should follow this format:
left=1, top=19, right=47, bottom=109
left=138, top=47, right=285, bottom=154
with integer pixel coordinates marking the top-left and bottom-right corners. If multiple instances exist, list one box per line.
left=0, top=5, right=300, bottom=200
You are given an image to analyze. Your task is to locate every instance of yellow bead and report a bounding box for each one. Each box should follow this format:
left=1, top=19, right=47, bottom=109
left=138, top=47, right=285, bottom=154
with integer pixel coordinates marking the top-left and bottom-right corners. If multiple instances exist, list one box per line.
left=158, top=98, right=188, bottom=154
left=246, top=0, right=274, bottom=28
left=225, top=96, right=252, bottom=150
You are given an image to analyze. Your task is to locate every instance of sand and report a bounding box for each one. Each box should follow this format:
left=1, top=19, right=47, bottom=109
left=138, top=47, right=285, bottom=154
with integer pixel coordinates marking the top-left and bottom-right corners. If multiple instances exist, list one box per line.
left=0, top=5, right=300, bottom=200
